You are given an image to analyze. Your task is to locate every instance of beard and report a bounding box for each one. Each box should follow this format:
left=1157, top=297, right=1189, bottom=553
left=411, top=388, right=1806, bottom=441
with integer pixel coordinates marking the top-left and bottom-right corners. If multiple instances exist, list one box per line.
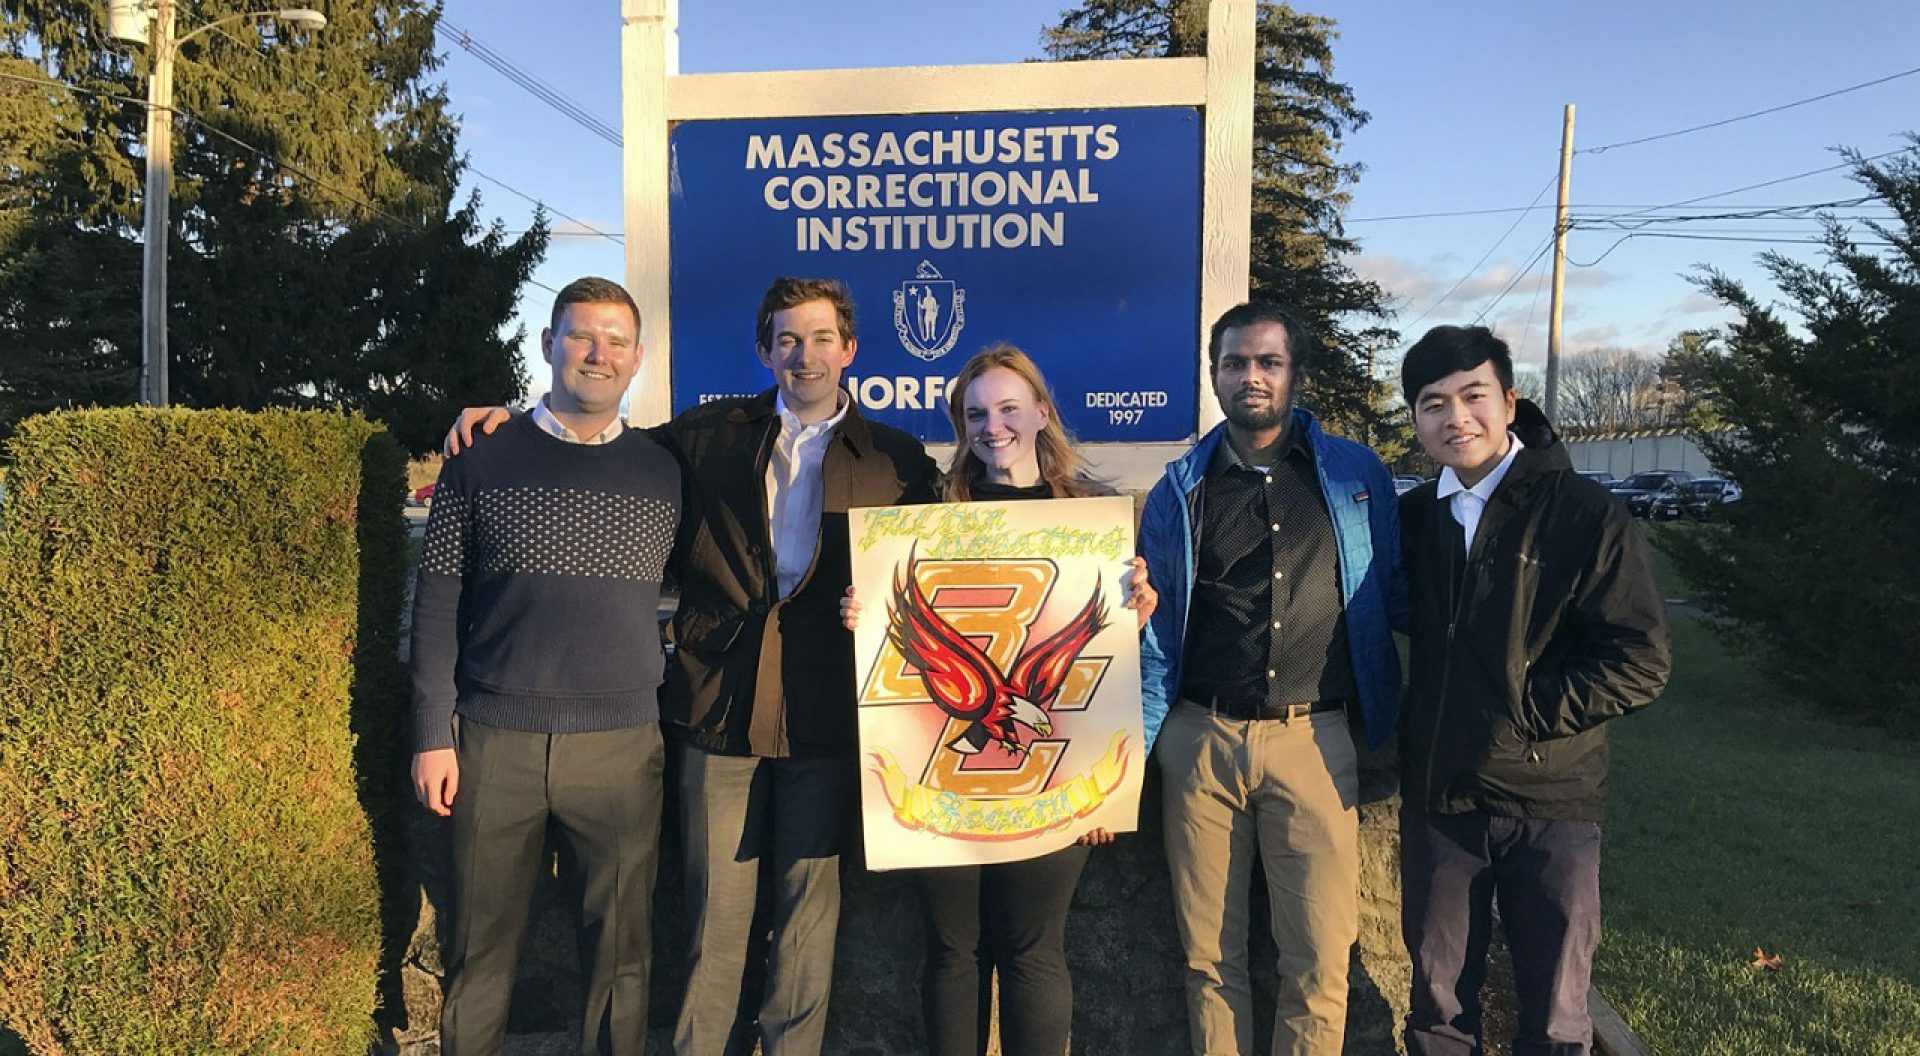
left=1222, top=388, right=1294, bottom=433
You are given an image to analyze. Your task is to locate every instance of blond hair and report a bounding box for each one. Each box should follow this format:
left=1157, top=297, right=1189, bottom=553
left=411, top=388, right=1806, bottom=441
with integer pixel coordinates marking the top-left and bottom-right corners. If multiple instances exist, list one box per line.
left=942, top=343, right=1110, bottom=502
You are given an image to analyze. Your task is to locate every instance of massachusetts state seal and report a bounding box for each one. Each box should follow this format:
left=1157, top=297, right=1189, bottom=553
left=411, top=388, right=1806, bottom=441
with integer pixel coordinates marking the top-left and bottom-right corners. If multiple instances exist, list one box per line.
left=892, top=260, right=967, bottom=362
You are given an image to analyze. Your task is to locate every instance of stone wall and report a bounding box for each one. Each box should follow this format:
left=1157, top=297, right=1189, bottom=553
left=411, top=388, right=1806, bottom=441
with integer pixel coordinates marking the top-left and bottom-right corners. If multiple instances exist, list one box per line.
left=383, top=758, right=1408, bottom=1055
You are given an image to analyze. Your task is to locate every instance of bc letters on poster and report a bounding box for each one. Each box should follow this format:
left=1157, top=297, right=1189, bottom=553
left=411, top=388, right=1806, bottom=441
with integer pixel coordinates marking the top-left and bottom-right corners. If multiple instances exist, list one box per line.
left=848, top=496, right=1145, bottom=871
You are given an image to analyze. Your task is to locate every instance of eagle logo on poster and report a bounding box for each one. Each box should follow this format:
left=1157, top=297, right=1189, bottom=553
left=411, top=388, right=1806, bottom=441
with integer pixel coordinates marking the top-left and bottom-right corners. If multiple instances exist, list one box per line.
left=887, top=556, right=1107, bottom=758
left=861, top=555, right=1130, bottom=844
left=892, top=260, right=967, bottom=362
left=850, top=497, right=1144, bottom=869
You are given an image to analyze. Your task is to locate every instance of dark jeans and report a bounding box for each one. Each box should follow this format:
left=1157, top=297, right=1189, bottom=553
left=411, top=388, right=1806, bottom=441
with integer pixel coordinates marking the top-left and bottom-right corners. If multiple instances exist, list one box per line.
left=1400, top=807, right=1603, bottom=1056
left=916, top=843, right=1091, bottom=1056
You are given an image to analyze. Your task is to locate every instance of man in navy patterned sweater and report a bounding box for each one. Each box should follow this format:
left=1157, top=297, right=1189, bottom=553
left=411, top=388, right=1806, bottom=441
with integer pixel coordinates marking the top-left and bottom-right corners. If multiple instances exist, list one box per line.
left=409, top=277, right=681, bottom=1056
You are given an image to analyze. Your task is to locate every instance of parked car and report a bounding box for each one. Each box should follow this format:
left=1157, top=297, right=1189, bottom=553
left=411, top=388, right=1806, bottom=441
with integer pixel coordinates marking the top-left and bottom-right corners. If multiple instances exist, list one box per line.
left=1651, top=478, right=1742, bottom=521
left=409, top=483, right=436, bottom=506
left=1576, top=470, right=1618, bottom=489
left=1393, top=475, right=1426, bottom=496
left=1611, top=470, right=1696, bottom=518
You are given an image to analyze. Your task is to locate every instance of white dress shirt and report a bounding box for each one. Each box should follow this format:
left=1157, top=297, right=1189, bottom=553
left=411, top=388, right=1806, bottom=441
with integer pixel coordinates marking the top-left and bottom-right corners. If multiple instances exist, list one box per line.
left=529, top=395, right=625, bottom=445
left=1435, top=433, right=1524, bottom=555
left=766, top=393, right=850, bottom=598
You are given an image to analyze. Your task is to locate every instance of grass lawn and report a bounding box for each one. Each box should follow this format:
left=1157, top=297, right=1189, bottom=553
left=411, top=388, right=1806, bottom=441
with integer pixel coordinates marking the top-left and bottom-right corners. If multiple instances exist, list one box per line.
left=1598, top=606, right=1920, bottom=1054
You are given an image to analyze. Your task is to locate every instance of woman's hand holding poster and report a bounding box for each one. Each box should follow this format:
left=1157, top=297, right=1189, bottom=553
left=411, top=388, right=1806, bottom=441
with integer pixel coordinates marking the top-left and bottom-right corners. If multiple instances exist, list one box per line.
left=847, top=496, right=1144, bottom=871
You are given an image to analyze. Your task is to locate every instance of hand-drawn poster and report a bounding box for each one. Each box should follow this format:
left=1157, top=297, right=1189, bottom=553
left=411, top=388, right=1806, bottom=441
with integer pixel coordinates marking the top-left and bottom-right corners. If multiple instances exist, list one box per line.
left=849, top=496, right=1144, bottom=871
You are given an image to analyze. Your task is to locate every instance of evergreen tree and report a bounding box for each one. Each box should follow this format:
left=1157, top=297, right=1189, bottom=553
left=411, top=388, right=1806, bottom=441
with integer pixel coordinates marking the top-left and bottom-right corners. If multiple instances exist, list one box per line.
left=0, top=1, right=545, bottom=453
left=1661, top=142, right=1920, bottom=726
left=1042, top=0, right=1398, bottom=436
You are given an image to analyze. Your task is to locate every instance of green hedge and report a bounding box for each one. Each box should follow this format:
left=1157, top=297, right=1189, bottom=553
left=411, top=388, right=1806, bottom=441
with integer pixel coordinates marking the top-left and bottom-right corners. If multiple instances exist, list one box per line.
left=0, top=408, right=404, bottom=1053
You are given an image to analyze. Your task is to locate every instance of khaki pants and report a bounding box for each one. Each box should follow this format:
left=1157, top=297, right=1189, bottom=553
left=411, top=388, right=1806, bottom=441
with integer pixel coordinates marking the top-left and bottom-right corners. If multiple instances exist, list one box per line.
left=1158, top=702, right=1361, bottom=1056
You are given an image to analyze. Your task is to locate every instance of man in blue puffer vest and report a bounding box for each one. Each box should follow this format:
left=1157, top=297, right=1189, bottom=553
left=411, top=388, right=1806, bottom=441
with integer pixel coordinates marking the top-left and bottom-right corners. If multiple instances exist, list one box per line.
left=1138, top=302, right=1406, bottom=1056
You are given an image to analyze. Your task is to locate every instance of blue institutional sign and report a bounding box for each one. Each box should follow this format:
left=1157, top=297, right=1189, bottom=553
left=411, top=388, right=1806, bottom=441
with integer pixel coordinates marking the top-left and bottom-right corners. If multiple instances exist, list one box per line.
left=668, top=108, right=1202, bottom=442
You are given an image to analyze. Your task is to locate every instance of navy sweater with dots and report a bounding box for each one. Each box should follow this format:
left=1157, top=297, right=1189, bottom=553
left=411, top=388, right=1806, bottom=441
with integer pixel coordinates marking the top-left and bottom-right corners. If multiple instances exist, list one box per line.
left=409, top=415, right=681, bottom=752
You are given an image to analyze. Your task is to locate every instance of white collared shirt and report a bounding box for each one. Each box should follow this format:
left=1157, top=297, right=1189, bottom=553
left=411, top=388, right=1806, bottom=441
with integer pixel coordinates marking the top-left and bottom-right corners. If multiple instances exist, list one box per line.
left=766, top=393, right=850, bottom=598
left=1435, top=433, right=1524, bottom=555
left=529, top=395, right=625, bottom=445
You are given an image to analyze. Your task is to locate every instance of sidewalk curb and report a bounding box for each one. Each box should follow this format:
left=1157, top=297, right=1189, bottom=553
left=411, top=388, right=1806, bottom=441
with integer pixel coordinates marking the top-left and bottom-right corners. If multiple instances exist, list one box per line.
left=1591, top=987, right=1655, bottom=1056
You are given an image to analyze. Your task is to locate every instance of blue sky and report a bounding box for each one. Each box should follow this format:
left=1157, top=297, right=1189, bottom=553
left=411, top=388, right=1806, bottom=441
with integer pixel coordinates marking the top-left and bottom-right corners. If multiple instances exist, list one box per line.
left=437, top=0, right=1920, bottom=398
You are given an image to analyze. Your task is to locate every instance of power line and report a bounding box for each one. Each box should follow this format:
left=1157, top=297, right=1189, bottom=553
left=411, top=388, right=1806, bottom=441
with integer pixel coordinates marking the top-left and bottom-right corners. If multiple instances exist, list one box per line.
left=0, top=67, right=565, bottom=299
left=1571, top=196, right=1883, bottom=231
left=1400, top=172, right=1560, bottom=331
left=1611, top=232, right=1894, bottom=246
left=1564, top=230, right=1896, bottom=268
left=1515, top=248, right=1553, bottom=355
left=439, top=19, right=621, bottom=148
left=1586, top=226, right=1886, bottom=238
left=1471, top=235, right=1558, bottom=326
left=1586, top=201, right=1891, bottom=212
left=1352, top=200, right=1904, bottom=221
left=1580, top=66, right=1920, bottom=155
left=1590, top=148, right=1911, bottom=224
left=1365, top=196, right=1889, bottom=228
left=506, top=228, right=627, bottom=237
left=1349, top=205, right=1551, bottom=222
left=0, top=69, right=418, bottom=231
left=466, top=168, right=623, bottom=245
left=193, top=29, right=616, bottom=247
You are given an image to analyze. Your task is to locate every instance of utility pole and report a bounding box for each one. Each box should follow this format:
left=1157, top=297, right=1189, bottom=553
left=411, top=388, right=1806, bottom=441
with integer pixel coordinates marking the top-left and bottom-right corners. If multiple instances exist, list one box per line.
left=138, top=0, right=176, bottom=407
left=115, top=1, right=325, bottom=407
left=1545, top=103, right=1575, bottom=422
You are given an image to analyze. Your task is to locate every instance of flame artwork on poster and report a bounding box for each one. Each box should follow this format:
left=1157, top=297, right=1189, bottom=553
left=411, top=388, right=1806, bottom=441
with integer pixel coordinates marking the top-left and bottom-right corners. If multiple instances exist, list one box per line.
left=849, top=495, right=1145, bottom=870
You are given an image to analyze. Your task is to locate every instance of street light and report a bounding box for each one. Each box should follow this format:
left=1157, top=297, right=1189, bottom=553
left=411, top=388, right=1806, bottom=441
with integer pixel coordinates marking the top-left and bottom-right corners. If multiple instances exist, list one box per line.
left=110, top=3, right=326, bottom=407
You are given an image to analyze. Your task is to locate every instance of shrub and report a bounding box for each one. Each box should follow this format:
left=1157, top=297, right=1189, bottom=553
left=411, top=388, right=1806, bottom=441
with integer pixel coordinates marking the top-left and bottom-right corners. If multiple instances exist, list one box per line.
left=0, top=407, right=403, bottom=1053
left=1663, top=143, right=1920, bottom=729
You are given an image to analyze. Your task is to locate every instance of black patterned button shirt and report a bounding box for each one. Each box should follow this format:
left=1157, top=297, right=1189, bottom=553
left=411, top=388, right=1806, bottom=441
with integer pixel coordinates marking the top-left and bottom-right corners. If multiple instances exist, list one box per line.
left=1177, top=424, right=1357, bottom=713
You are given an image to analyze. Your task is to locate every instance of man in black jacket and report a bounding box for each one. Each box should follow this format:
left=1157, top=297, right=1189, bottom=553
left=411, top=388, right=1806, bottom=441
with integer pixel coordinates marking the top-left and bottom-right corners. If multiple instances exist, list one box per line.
left=1396, top=326, right=1671, bottom=1056
left=660, top=278, right=939, bottom=1056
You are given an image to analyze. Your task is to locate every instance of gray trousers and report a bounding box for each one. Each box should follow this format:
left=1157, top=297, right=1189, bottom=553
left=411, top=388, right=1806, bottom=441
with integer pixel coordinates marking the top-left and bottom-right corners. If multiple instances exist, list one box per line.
left=441, top=717, right=665, bottom=1056
left=673, top=744, right=853, bottom=1056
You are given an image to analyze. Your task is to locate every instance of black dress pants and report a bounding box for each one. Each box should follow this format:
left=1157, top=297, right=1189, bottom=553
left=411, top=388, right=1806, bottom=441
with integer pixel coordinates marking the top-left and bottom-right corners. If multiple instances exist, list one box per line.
left=441, top=717, right=665, bottom=1056
left=916, top=843, right=1091, bottom=1056
left=1400, top=807, right=1603, bottom=1056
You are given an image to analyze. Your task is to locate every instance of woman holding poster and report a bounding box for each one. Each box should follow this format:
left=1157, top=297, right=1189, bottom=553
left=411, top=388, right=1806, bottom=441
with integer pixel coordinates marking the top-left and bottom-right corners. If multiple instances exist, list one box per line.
left=844, top=344, right=1155, bottom=1056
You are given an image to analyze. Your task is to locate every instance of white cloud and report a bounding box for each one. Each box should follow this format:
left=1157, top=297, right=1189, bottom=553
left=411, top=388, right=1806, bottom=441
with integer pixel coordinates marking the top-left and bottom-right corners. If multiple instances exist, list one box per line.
left=1355, top=251, right=1615, bottom=331
left=1669, top=290, right=1724, bottom=316
left=1352, top=253, right=1443, bottom=309
left=1566, top=324, right=1623, bottom=350
left=1355, top=253, right=1523, bottom=317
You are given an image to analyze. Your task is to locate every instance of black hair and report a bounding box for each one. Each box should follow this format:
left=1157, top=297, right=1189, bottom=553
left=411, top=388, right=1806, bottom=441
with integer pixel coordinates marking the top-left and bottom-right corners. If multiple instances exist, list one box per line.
left=1207, top=302, right=1314, bottom=377
left=1400, top=325, right=1515, bottom=406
